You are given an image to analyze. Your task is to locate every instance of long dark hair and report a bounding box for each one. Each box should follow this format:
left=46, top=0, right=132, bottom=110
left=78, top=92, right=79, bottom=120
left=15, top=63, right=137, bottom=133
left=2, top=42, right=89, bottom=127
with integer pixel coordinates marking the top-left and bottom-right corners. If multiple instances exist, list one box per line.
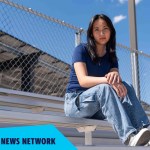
left=87, top=14, right=118, bottom=63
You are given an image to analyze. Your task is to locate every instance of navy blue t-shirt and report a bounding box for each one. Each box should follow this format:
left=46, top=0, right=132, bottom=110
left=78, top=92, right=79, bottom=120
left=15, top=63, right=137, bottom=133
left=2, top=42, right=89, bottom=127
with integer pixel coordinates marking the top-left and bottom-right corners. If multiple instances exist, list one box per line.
left=66, top=43, right=118, bottom=92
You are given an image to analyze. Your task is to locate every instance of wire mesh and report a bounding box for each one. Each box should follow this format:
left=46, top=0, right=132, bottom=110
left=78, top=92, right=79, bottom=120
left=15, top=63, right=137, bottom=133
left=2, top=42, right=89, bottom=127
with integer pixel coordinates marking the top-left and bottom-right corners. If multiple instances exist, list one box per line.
left=0, top=0, right=150, bottom=104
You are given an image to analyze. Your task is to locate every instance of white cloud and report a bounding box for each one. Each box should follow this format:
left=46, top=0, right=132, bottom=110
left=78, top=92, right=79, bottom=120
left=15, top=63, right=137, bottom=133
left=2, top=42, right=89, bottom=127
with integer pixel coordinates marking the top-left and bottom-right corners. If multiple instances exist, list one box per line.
left=118, top=0, right=127, bottom=4
left=135, top=0, right=142, bottom=5
left=118, top=0, right=142, bottom=5
left=113, top=15, right=127, bottom=24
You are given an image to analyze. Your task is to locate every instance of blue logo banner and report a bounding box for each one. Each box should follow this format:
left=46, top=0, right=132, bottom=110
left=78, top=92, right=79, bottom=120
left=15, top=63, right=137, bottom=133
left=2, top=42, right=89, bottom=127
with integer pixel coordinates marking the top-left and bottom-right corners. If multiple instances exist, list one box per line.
left=0, top=124, right=77, bottom=150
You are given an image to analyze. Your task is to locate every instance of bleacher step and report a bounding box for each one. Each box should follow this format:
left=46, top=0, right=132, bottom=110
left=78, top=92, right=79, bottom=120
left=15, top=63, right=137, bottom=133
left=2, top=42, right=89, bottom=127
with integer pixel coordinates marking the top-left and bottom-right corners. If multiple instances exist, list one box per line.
left=67, top=136, right=121, bottom=146
left=77, top=146, right=150, bottom=150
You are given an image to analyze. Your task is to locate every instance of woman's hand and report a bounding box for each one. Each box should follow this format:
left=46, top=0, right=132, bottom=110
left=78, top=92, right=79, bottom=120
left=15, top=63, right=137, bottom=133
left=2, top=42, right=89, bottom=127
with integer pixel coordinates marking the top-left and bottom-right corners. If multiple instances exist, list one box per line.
left=111, top=82, right=127, bottom=99
left=105, top=71, right=121, bottom=85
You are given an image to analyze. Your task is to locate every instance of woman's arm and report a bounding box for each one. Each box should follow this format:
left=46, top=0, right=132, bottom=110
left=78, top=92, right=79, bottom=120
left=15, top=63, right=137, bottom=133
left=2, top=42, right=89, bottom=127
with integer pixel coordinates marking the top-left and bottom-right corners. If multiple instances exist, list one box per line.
left=74, top=62, right=108, bottom=88
left=74, top=62, right=127, bottom=98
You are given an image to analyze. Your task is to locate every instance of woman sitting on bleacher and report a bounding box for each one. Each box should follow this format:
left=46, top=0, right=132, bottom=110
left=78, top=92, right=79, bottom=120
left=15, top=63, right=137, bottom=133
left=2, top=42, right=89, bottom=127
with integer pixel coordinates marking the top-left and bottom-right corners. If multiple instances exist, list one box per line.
left=64, top=14, right=150, bottom=146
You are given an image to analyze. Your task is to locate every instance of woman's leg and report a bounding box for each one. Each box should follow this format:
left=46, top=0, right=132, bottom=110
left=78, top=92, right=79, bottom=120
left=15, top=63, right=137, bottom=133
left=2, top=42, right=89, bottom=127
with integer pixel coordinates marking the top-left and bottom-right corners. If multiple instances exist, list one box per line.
left=91, top=84, right=137, bottom=143
left=64, top=91, right=100, bottom=118
left=64, top=83, right=150, bottom=144
left=122, top=81, right=150, bottom=130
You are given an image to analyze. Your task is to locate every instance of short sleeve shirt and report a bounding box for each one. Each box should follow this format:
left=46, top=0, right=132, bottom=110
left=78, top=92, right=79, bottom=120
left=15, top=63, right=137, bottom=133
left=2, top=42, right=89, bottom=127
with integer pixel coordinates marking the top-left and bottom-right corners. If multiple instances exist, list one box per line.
left=66, top=43, right=118, bottom=92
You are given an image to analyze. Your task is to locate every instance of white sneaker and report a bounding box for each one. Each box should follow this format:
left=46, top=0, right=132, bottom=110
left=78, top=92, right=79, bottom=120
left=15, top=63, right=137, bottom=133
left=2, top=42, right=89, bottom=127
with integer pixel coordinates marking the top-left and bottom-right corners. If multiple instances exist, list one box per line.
left=128, top=128, right=150, bottom=146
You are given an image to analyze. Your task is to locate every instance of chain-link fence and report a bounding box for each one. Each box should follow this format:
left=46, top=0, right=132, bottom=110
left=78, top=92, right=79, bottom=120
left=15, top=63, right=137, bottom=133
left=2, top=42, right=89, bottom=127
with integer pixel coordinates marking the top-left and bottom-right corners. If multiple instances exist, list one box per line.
left=0, top=0, right=150, bottom=104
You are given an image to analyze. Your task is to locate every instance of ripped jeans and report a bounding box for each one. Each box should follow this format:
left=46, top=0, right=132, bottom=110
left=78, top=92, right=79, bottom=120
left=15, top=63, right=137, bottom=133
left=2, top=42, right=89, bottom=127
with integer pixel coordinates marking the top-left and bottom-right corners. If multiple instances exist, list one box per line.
left=64, top=82, right=150, bottom=144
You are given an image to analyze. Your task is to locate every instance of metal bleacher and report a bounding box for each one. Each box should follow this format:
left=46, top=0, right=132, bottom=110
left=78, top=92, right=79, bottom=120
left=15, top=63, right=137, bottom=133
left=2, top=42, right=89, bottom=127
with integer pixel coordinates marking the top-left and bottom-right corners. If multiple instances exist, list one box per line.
left=0, top=30, right=119, bottom=146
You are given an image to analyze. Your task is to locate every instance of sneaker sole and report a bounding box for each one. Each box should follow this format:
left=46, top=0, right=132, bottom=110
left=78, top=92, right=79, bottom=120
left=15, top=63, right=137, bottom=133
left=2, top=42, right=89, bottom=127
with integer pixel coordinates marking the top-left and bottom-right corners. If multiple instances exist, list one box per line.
left=135, top=129, right=150, bottom=146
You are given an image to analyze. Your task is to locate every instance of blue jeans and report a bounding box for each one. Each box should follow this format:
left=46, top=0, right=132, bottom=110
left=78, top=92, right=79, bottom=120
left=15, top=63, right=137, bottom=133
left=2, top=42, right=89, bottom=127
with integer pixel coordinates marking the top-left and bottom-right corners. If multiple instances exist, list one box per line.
left=64, top=82, right=150, bottom=143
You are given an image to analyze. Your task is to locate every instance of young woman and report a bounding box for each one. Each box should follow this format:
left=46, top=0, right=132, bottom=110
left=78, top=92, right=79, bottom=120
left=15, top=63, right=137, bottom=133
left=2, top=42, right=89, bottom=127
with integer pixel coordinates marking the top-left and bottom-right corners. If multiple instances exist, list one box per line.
left=64, top=14, right=150, bottom=146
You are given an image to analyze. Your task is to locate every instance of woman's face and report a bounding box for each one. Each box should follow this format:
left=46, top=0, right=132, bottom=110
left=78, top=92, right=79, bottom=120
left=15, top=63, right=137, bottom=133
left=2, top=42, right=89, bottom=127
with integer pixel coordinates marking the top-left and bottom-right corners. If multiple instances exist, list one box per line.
left=92, top=18, right=111, bottom=46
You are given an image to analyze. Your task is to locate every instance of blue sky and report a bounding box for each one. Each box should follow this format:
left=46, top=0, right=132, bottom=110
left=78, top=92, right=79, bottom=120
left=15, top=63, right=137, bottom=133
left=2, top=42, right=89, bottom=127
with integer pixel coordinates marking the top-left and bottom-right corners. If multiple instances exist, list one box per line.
left=10, top=0, right=150, bottom=55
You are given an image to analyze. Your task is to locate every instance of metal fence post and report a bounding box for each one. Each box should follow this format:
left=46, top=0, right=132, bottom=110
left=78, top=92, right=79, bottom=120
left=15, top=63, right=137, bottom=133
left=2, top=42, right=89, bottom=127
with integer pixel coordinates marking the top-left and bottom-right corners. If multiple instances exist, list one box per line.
left=75, top=28, right=83, bottom=47
left=128, top=0, right=141, bottom=101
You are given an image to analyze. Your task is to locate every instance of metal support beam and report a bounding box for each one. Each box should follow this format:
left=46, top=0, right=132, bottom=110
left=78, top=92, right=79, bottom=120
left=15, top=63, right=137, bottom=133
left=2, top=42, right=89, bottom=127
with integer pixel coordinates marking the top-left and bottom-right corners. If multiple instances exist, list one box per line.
left=128, top=0, right=141, bottom=100
left=77, top=125, right=96, bottom=145
left=21, top=52, right=41, bottom=92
